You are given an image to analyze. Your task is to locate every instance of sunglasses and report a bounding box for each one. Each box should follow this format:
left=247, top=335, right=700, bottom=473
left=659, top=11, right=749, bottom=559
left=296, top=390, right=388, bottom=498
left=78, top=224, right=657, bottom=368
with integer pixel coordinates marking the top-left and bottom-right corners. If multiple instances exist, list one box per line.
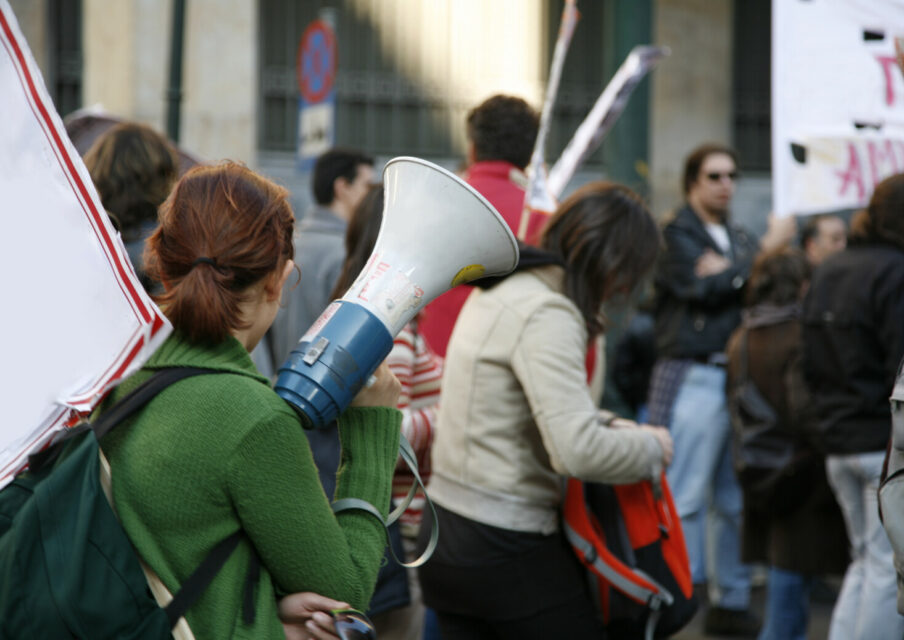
left=704, top=171, right=739, bottom=182
left=331, top=608, right=376, bottom=640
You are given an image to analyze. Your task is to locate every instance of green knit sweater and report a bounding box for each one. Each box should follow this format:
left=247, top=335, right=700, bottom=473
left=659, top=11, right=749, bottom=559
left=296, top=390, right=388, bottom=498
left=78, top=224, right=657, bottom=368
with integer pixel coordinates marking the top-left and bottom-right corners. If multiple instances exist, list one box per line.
left=100, top=333, right=401, bottom=639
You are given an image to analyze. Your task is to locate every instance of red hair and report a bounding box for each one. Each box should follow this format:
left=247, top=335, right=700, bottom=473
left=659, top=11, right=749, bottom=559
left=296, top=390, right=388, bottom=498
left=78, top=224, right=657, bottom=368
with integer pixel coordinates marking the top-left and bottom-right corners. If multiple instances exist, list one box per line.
left=145, top=162, right=295, bottom=343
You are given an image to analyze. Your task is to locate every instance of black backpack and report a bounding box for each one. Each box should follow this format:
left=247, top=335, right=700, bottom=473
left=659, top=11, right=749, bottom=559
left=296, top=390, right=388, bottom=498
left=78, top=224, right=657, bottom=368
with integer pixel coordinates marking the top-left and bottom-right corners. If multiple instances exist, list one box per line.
left=0, top=367, right=248, bottom=639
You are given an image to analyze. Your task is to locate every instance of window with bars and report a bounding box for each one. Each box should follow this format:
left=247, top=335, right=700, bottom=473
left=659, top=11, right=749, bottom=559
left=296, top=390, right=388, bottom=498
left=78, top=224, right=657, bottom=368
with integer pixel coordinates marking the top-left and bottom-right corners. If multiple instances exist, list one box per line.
left=259, top=0, right=458, bottom=157
left=48, top=0, right=82, bottom=117
left=258, top=0, right=609, bottom=166
left=732, top=1, right=771, bottom=172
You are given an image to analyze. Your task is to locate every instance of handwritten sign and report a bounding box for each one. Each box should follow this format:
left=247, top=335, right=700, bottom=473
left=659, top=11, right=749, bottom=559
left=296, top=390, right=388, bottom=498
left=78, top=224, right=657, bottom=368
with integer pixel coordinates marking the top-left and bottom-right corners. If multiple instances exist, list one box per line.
left=773, top=0, right=904, bottom=216
left=0, top=2, right=169, bottom=487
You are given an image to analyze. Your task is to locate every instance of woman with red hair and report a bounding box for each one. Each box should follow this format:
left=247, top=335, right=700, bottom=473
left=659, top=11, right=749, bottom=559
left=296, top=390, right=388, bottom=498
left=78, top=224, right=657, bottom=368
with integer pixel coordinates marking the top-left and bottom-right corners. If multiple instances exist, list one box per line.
left=99, top=162, right=402, bottom=639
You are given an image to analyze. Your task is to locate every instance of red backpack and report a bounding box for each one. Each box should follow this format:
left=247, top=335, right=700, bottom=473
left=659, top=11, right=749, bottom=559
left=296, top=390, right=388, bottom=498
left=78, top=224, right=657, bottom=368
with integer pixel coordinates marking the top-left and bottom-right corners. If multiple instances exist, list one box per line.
left=563, top=473, right=697, bottom=639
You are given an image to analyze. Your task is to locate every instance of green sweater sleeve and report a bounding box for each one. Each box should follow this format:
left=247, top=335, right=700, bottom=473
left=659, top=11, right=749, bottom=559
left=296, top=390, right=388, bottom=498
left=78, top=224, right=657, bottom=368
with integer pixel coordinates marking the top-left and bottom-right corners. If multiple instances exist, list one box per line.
left=228, top=405, right=400, bottom=610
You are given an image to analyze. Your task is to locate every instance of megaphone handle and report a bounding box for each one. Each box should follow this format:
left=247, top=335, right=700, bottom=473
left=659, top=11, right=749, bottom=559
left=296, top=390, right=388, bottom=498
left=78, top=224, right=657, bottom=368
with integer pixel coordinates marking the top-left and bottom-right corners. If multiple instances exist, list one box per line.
left=331, top=434, right=439, bottom=569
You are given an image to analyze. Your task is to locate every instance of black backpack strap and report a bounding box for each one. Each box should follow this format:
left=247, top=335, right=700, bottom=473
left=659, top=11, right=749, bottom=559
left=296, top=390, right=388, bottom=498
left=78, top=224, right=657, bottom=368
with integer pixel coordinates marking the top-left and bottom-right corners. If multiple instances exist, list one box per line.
left=27, top=367, right=217, bottom=473
left=164, top=530, right=245, bottom=626
left=91, top=367, right=216, bottom=440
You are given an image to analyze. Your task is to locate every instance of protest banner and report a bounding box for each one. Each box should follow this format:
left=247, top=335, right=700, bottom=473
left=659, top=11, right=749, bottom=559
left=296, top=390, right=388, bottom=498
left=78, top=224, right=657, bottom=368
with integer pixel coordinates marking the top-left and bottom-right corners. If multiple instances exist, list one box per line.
left=0, top=1, right=170, bottom=488
left=520, top=0, right=579, bottom=238
left=773, top=0, right=904, bottom=216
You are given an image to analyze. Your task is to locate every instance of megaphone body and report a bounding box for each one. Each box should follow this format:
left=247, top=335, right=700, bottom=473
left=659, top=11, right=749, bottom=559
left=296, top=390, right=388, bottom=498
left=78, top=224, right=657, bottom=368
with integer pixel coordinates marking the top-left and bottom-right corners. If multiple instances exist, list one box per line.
left=275, top=157, right=520, bottom=428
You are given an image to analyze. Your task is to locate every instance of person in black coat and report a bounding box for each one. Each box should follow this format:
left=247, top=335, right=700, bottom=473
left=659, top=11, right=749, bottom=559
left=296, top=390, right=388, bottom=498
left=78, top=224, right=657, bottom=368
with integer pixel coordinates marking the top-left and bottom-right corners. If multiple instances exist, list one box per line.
left=647, top=143, right=794, bottom=637
left=802, top=172, right=904, bottom=640
left=727, top=246, right=848, bottom=640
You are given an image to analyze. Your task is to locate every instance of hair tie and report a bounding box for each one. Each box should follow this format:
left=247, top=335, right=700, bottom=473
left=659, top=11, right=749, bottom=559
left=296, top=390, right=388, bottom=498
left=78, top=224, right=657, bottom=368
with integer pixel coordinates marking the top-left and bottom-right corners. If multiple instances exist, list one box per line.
left=192, top=256, right=217, bottom=268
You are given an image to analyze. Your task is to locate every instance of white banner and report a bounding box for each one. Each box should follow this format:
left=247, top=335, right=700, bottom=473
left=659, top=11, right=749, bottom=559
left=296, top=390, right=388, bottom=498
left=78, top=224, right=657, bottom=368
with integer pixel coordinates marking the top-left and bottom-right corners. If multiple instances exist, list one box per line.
left=0, top=2, right=170, bottom=487
left=773, top=0, right=904, bottom=216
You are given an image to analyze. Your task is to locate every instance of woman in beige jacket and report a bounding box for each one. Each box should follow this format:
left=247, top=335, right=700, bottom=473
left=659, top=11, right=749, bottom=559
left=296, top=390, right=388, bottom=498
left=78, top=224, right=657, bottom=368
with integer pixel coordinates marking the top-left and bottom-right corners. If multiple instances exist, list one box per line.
left=417, top=182, right=673, bottom=639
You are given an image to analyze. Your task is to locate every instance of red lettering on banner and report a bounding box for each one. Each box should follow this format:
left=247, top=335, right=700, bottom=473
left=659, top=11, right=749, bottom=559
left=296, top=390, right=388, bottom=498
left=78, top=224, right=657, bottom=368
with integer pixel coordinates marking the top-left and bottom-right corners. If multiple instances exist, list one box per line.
left=835, top=140, right=904, bottom=201
left=867, top=139, right=901, bottom=181
left=836, top=143, right=867, bottom=201
left=876, top=55, right=901, bottom=106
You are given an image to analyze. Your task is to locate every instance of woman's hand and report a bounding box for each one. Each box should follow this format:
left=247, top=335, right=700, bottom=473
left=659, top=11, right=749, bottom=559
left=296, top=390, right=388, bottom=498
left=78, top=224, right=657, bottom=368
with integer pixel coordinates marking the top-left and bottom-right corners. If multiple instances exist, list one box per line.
left=598, top=411, right=637, bottom=430
left=279, top=592, right=348, bottom=640
left=639, top=424, right=673, bottom=467
left=350, top=361, right=401, bottom=409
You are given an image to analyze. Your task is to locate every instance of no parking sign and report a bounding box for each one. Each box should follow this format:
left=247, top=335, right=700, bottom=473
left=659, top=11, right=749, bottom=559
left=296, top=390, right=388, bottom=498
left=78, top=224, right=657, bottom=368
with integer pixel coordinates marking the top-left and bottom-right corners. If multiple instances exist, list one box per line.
left=297, top=18, right=336, bottom=169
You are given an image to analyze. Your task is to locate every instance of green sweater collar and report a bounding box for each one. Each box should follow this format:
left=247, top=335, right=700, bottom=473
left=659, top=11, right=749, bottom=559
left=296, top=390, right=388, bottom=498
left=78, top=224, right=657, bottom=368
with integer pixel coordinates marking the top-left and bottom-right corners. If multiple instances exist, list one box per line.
left=145, top=332, right=269, bottom=385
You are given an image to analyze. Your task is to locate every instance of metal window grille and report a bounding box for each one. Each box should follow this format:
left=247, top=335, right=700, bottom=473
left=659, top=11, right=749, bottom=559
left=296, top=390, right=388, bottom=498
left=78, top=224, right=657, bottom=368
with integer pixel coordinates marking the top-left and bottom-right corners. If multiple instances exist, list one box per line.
left=732, top=1, right=771, bottom=171
left=258, top=0, right=608, bottom=167
left=48, top=0, right=82, bottom=117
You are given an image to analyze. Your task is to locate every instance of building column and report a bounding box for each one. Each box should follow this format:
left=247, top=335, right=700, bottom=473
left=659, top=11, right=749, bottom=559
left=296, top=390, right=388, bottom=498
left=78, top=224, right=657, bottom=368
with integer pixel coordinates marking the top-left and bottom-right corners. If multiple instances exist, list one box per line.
left=649, top=0, right=733, bottom=217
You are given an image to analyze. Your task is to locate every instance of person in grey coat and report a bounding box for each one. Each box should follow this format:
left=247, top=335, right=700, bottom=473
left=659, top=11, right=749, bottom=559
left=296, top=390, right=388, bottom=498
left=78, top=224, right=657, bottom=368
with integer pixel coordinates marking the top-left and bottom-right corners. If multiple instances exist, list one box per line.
left=264, top=148, right=374, bottom=370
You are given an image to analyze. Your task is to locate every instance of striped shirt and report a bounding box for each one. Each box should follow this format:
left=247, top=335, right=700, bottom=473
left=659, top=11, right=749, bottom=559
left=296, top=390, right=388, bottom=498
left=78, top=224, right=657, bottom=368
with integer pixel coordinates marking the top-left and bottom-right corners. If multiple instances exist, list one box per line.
left=387, top=320, right=443, bottom=538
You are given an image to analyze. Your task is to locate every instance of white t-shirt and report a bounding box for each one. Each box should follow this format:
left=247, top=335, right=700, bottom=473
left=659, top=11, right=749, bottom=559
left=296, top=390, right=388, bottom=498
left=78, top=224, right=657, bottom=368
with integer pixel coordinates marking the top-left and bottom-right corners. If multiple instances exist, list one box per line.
left=705, top=223, right=731, bottom=254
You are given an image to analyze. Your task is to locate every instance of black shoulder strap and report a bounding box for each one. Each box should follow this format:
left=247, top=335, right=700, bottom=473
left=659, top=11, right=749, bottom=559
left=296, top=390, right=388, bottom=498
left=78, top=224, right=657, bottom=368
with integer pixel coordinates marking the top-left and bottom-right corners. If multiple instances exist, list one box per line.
left=164, top=530, right=245, bottom=626
left=27, top=367, right=218, bottom=472
left=91, top=366, right=216, bottom=440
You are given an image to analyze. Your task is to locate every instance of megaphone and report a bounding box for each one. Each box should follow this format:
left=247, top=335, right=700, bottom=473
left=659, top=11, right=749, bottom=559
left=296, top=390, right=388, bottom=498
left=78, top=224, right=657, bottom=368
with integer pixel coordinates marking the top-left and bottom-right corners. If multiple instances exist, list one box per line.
left=275, top=157, right=520, bottom=428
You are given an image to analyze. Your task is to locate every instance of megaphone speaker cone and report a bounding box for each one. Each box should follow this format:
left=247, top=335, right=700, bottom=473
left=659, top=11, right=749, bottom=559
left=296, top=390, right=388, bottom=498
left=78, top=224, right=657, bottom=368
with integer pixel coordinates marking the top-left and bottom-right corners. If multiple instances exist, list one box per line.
left=276, top=156, right=519, bottom=429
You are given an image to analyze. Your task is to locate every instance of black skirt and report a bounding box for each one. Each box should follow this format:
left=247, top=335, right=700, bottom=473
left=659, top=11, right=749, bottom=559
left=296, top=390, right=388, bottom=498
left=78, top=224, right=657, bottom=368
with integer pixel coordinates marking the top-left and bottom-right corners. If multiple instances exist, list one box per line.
left=416, top=503, right=600, bottom=622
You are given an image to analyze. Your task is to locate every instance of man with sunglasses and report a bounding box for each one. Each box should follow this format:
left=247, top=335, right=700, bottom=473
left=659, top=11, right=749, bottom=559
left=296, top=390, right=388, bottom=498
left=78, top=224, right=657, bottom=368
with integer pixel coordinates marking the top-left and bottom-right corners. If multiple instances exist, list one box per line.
left=647, top=143, right=761, bottom=637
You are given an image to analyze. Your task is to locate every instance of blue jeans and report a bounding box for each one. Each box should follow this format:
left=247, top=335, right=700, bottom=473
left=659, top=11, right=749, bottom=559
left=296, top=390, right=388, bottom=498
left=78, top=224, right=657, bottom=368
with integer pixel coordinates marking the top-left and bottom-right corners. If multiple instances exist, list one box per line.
left=666, top=363, right=751, bottom=609
left=758, top=568, right=811, bottom=640
left=826, top=451, right=904, bottom=640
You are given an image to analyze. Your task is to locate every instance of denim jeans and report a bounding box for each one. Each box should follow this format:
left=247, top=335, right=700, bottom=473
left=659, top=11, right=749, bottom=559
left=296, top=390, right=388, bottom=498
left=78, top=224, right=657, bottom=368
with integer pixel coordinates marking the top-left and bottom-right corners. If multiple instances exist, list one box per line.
left=758, top=567, right=811, bottom=640
left=826, top=451, right=904, bottom=640
left=666, top=363, right=751, bottom=609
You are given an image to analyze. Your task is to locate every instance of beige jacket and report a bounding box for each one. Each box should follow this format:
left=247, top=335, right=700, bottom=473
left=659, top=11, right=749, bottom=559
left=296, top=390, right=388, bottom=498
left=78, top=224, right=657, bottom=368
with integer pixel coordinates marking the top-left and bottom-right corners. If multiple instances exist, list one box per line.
left=428, top=265, right=663, bottom=535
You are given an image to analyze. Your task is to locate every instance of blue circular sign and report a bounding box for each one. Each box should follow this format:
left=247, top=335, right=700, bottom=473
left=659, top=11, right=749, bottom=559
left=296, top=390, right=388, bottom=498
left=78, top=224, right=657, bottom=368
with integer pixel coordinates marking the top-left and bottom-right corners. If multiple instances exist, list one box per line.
left=297, top=20, right=336, bottom=104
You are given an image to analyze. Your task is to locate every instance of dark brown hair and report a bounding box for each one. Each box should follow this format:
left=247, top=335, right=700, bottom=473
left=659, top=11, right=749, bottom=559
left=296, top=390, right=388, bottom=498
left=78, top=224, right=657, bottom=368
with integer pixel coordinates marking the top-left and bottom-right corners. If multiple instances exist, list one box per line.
left=682, top=143, right=738, bottom=196
left=467, top=95, right=539, bottom=170
left=331, top=184, right=385, bottom=300
left=145, top=162, right=295, bottom=343
left=312, top=148, right=374, bottom=205
left=745, top=246, right=811, bottom=307
left=84, top=122, right=179, bottom=240
left=541, top=182, right=661, bottom=338
left=849, top=172, right=904, bottom=250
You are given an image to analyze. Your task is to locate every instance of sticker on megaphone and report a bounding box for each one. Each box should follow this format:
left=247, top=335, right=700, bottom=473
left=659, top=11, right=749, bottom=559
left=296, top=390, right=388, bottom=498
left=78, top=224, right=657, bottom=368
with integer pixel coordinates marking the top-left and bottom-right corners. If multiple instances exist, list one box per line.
left=345, top=250, right=426, bottom=332
left=451, top=264, right=486, bottom=287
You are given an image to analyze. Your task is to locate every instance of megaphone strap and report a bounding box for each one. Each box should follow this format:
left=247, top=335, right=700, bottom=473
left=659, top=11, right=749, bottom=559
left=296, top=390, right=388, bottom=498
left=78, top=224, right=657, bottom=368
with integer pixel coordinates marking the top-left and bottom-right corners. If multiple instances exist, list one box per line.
left=331, top=434, right=439, bottom=568
left=387, top=436, right=420, bottom=524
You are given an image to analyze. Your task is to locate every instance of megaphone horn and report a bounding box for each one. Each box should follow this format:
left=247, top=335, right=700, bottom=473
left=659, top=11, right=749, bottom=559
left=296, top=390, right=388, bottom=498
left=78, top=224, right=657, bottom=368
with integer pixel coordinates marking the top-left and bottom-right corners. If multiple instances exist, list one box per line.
left=275, top=156, right=520, bottom=428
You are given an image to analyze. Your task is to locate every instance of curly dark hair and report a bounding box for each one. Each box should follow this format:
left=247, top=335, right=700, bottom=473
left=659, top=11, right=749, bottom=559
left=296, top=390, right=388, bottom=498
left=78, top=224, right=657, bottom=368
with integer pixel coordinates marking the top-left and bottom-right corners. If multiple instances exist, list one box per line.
left=83, top=122, right=178, bottom=241
left=466, top=95, right=539, bottom=170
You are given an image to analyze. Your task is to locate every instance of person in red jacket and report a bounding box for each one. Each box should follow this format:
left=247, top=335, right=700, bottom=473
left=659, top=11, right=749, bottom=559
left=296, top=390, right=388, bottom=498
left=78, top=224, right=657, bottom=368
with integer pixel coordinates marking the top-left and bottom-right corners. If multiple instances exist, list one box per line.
left=419, top=94, right=543, bottom=357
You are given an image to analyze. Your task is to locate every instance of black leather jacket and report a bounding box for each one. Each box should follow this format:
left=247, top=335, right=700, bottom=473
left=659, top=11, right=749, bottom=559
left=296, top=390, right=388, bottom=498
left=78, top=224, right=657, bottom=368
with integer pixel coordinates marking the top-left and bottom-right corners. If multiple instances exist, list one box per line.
left=653, top=205, right=758, bottom=359
left=802, top=243, right=904, bottom=454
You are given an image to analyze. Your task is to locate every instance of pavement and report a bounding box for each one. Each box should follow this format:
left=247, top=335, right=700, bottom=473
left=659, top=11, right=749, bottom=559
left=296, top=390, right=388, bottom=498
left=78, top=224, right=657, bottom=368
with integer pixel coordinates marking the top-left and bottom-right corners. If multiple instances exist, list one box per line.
left=672, top=578, right=837, bottom=640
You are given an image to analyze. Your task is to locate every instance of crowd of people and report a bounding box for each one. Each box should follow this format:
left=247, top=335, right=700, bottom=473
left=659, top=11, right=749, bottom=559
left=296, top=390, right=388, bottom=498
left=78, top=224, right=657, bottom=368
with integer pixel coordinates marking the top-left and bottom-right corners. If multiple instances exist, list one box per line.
left=78, top=91, right=904, bottom=640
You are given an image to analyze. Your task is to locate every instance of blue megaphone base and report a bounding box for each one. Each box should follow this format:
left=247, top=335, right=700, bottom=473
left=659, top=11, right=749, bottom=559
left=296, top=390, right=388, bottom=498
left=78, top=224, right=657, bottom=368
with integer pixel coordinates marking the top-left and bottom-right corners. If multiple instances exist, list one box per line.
left=275, top=301, right=394, bottom=429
